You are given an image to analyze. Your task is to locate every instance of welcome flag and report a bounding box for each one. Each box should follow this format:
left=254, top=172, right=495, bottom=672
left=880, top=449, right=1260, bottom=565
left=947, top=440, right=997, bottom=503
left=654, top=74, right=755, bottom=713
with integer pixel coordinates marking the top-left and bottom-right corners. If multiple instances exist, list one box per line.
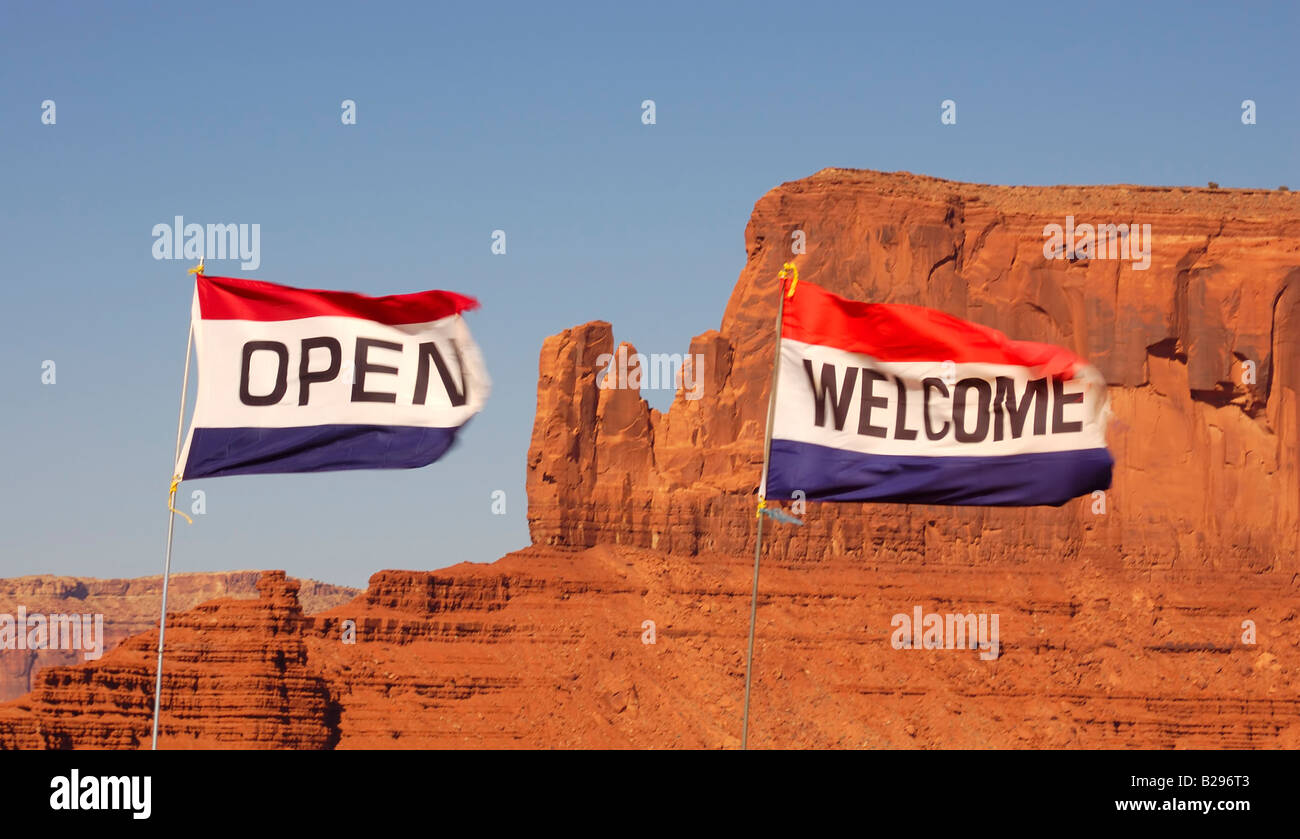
left=176, top=274, right=490, bottom=480
left=764, top=281, right=1112, bottom=506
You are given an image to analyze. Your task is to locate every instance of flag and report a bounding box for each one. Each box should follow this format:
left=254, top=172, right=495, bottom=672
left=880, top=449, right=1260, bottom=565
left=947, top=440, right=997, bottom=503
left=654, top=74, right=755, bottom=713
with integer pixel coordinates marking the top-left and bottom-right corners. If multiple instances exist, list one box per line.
left=175, top=274, right=490, bottom=480
left=764, top=280, right=1112, bottom=506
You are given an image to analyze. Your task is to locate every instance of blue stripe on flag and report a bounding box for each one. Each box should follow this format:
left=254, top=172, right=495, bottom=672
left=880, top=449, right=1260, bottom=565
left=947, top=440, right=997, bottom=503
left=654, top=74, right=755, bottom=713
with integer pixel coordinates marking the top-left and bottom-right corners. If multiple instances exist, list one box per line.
left=182, top=424, right=464, bottom=480
left=765, top=439, right=1112, bottom=507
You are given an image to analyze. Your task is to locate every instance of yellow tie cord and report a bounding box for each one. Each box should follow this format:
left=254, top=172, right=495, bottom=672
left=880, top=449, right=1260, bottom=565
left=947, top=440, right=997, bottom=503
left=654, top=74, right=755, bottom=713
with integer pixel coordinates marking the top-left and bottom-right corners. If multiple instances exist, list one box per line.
left=778, top=262, right=799, bottom=297
left=755, top=497, right=767, bottom=519
left=187, top=260, right=204, bottom=276
left=168, top=475, right=193, bottom=525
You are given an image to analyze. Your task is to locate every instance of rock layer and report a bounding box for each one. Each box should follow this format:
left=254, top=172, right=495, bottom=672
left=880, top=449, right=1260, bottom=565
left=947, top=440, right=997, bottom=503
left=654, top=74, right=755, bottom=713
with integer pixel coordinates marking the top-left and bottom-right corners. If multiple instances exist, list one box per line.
left=0, top=572, right=358, bottom=701
left=0, top=558, right=1294, bottom=748
left=0, top=572, right=343, bottom=748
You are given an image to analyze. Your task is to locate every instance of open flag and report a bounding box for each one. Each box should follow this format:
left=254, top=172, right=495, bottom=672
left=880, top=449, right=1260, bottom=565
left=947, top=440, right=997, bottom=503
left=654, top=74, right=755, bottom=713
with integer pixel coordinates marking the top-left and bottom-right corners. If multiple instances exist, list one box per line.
left=764, top=280, right=1112, bottom=506
left=175, top=274, right=489, bottom=480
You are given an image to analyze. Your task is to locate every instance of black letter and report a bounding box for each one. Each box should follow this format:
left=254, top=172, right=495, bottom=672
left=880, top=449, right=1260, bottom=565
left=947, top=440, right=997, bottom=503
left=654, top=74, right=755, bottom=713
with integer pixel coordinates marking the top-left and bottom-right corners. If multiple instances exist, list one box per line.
left=857, top=369, right=889, bottom=438
left=298, top=337, right=341, bottom=406
left=1052, top=378, right=1084, bottom=433
left=994, top=377, right=1049, bottom=439
left=893, top=376, right=918, bottom=440
left=952, top=378, right=992, bottom=443
left=802, top=360, right=858, bottom=430
left=921, top=378, right=950, bottom=440
left=413, top=340, right=468, bottom=407
left=351, top=338, right=402, bottom=403
left=240, top=341, right=288, bottom=406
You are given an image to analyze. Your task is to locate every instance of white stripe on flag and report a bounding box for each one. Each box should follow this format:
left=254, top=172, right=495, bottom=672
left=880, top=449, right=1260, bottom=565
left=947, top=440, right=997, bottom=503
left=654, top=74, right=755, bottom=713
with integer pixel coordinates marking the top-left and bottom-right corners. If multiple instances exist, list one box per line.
left=772, top=338, right=1109, bottom=459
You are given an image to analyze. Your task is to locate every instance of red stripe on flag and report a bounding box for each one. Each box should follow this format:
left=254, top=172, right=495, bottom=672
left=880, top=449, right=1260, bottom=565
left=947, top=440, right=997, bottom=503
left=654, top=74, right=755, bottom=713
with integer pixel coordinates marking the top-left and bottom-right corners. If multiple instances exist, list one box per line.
left=782, top=280, right=1083, bottom=377
left=196, top=274, right=480, bottom=324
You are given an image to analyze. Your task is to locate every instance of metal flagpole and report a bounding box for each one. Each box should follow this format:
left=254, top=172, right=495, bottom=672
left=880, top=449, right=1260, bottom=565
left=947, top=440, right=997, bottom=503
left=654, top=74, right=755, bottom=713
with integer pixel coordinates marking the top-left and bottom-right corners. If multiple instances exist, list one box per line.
left=152, top=267, right=199, bottom=750
left=741, top=262, right=796, bottom=750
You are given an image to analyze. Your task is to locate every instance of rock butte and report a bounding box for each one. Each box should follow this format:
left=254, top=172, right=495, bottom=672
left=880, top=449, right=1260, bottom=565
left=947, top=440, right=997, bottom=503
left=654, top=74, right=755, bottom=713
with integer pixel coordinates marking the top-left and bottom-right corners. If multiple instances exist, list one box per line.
left=1, top=168, right=1297, bottom=748
left=0, top=571, right=358, bottom=702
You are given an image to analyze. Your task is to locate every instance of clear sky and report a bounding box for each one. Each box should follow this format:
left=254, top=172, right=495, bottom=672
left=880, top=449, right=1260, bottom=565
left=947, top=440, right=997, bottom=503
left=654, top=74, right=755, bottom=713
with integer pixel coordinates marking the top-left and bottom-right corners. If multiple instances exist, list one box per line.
left=1, top=1, right=1295, bottom=588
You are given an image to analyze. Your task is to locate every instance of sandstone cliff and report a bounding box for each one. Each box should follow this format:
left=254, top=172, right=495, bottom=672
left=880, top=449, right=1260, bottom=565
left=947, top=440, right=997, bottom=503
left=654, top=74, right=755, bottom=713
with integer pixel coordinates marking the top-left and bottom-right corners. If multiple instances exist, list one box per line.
left=528, top=169, right=1300, bottom=573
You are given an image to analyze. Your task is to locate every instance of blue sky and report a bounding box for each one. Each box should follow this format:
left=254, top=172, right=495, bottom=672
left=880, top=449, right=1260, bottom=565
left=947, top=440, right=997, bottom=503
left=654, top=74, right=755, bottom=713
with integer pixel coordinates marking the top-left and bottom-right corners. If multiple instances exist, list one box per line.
left=0, top=1, right=1295, bottom=588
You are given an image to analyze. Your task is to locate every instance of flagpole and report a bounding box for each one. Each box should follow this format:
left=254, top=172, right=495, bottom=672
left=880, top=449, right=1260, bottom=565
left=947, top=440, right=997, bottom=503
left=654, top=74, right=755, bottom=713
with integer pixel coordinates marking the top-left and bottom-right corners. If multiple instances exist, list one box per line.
left=741, top=262, right=796, bottom=750
left=152, top=267, right=199, bottom=750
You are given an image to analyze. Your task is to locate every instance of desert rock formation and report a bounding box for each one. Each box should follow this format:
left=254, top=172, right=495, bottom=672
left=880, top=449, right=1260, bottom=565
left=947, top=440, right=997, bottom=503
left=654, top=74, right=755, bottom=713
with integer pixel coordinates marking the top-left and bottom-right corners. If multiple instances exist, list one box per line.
left=0, top=571, right=357, bottom=701
left=528, top=169, right=1300, bottom=573
left=2, top=169, right=1297, bottom=748
left=0, top=559, right=1294, bottom=748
